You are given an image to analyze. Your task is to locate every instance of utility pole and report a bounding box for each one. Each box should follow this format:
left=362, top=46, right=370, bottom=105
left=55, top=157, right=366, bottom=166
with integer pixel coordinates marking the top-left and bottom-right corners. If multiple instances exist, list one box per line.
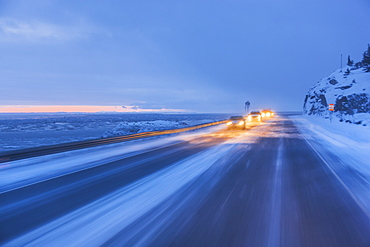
left=340, top=54, right=343, bottom=72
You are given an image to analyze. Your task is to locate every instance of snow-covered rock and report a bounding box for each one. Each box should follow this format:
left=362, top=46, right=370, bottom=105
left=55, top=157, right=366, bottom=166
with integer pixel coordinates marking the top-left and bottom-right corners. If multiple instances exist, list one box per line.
left=304, top=49, right=370, bottom=126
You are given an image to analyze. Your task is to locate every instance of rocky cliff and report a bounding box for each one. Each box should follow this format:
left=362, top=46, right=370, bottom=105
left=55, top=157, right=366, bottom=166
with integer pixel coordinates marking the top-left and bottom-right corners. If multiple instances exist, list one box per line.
left=303, top=47, right=370, bottom=125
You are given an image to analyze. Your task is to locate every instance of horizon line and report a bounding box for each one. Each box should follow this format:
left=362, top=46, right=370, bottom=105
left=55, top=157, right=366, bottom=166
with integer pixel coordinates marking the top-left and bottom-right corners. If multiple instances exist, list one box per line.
left=0, top=105, right=188, bottom=113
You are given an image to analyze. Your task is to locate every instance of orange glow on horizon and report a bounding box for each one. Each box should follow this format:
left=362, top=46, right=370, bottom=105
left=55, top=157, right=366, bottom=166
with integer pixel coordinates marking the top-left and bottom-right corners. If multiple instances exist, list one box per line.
left=0, top=105, right=186, bottom=113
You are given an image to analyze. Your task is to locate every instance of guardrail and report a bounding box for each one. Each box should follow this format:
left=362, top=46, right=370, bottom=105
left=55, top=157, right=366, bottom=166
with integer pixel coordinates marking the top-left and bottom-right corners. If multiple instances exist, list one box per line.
left=0, top=120, right=227, bottom=163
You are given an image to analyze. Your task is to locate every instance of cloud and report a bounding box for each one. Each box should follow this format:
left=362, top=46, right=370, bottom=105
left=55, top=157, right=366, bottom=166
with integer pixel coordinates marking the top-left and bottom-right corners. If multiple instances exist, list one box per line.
left=0, top=18, right=89, bottom=42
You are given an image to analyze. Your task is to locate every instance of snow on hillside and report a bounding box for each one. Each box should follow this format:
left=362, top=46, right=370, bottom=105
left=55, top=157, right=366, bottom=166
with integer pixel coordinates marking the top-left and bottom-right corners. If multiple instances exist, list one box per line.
left=304, top=66, right=370, bottom=123
left=304, top=46, right=370, bottom=125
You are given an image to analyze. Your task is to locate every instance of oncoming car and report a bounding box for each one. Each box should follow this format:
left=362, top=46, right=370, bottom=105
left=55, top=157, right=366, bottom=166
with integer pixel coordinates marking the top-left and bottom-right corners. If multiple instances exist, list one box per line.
left=261, top=109, right=275, bottom=118
left=246, top=111, right=262, bottom=122
left=226, top=116, right=246, bottom=129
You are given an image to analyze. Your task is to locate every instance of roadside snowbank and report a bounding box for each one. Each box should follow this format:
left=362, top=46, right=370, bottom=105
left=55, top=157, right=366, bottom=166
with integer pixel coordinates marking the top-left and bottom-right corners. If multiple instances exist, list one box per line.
left=103, top=119, right=217, bottom=137
left=291, top=115, right=370, bottom=150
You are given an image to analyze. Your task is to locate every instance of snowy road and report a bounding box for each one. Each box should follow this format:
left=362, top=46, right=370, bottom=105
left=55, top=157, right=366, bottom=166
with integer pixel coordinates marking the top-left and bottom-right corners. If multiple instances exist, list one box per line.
left=1, top=115, right=370, bottom=246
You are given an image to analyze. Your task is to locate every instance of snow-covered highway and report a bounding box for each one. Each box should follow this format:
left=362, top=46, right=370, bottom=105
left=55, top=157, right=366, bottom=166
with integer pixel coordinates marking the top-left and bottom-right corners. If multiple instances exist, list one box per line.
left=1, top=115, right=370, bottom=247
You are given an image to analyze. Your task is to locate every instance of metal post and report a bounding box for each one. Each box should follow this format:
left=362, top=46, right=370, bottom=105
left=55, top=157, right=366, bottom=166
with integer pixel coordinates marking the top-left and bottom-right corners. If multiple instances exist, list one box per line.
left=329, top=104, right=334, bottom=123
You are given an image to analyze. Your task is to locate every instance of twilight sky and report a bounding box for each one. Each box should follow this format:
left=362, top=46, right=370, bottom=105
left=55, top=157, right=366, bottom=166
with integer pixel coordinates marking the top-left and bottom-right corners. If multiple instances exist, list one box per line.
left=1, top=0, right=369, bottom=113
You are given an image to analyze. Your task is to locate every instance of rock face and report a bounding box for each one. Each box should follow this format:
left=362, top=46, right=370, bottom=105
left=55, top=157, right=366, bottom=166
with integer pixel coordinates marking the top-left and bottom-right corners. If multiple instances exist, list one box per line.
left=303, top=61, right=370, bottom=125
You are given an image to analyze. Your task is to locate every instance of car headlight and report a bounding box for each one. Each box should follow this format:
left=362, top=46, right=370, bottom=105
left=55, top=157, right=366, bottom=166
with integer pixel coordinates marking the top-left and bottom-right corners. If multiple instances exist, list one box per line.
left=238, top=121, right=244, bottom=125
left=227, top=121, right=232, bottom=125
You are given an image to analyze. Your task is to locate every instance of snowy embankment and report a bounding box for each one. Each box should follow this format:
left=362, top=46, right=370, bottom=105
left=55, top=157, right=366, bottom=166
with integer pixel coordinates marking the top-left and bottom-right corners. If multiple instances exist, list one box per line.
left=303, top=46, right=370, bottom=125
left=103, top=120, right=214, bottom=137
left=291, top=115, right=370, bottom=214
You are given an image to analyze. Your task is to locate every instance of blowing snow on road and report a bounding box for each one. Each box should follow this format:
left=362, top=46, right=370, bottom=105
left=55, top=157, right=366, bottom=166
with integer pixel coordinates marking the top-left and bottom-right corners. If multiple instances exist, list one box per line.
left=1, top=114, right=370, bottom=247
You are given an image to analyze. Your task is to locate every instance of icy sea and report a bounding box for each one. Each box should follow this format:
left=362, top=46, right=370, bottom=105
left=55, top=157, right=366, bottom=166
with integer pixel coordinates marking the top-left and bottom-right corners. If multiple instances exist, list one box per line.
left=0, top=113, right=231, bottom=152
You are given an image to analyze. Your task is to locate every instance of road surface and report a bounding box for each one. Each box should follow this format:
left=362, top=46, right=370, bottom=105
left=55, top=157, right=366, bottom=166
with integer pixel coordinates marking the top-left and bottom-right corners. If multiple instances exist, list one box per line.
left=1, top=115, right=370, bottom=247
